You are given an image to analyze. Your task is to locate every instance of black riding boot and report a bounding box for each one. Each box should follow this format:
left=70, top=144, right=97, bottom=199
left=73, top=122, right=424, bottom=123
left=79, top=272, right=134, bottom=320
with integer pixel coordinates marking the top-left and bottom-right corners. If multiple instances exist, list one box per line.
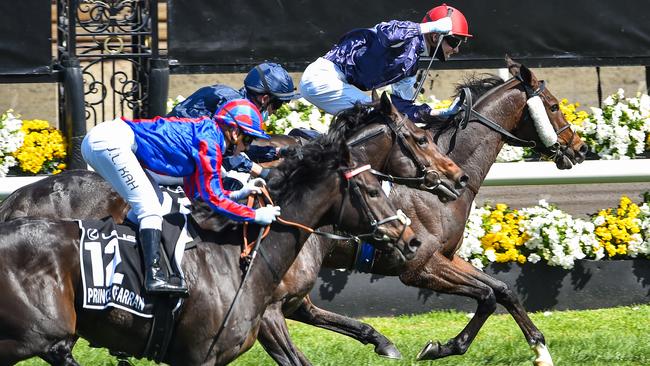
left=140, top=228, right=188, bottom=295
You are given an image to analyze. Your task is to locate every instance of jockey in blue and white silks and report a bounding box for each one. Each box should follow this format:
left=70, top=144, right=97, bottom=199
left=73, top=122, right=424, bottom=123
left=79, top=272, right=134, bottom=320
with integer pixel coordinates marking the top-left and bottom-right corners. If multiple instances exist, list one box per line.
left=168, top=62, right=300, bottom=167
left=81, top=99, right=281, bottom=295
left=300, top=4, right=473, bottom=123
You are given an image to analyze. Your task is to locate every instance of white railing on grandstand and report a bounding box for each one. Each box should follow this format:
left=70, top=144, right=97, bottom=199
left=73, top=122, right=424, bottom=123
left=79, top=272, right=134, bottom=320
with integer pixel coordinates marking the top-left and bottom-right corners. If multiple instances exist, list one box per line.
left=1, top=159, right=650, bottom=198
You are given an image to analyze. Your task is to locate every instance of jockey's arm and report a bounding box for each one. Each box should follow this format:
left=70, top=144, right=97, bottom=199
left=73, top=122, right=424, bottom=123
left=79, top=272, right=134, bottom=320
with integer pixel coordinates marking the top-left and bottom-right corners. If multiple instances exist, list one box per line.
left=390, top=93, right=433, bottom=123
left=222, top=153, right=271, bottom=179
left=188, top=140, right=256, bottom=222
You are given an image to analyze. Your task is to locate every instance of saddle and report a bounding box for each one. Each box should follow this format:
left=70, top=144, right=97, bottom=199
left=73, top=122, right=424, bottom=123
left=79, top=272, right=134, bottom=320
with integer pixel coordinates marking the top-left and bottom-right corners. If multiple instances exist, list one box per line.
left=78, top=209, right=195, bottom=362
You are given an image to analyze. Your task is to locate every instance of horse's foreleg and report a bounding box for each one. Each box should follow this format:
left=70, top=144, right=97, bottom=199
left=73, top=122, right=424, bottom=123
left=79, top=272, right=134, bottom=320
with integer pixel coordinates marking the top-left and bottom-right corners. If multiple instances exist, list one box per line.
left=452, top=256, right=552, bottom=366
left=258, top=302, right=310, bottom=366
left=288, top=296, right=401, bottom=359
left=400, top=253, right=497, bottom=361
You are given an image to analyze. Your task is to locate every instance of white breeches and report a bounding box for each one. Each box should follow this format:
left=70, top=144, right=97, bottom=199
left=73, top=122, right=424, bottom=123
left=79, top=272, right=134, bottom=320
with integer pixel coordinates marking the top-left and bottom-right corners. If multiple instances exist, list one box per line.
left=299, top=57, right=372, bottom=115
left=81, top=118, right=164, bottom=231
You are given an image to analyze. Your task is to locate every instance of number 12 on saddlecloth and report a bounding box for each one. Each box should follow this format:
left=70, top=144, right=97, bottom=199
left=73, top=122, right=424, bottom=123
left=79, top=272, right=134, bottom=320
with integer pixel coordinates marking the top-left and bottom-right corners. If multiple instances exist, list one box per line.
left=84, top=238, right=124, bottom=287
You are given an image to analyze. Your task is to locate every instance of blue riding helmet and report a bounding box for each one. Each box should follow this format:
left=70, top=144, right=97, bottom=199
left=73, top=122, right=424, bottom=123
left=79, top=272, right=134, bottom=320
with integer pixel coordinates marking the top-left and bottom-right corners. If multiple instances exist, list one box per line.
left=244, top=62, right=300, bottom=101
left=214, top=99, right=270, bottom=140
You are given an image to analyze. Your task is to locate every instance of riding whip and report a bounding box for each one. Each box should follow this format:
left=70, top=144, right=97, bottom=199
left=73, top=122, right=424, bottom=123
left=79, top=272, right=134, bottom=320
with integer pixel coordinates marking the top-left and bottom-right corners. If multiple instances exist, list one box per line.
left=411, top=8, right=454, bottom=103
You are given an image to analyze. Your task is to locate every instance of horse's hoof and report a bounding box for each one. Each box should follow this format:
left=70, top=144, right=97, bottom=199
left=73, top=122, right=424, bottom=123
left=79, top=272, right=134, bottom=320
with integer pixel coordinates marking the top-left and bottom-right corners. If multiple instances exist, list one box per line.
left=416, top=340, right=442, bottom=361
left=375, top=343, right=402, bottom=360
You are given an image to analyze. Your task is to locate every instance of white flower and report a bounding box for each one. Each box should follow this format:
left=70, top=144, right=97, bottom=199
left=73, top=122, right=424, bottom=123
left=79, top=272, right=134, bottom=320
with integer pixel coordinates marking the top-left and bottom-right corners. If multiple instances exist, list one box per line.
left=496, top=145, right=525, bottom=162
left=527, top=253, right=541, bottom=263
left=581, top=90, right=650, bottom=159
left=485, top=249, right=497, bottom=262
left=0, top=110, right=24, bottom=177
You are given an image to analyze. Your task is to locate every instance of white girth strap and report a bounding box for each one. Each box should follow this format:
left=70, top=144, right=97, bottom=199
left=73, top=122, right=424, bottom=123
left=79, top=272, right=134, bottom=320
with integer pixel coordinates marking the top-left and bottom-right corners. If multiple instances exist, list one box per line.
left=526, top=96, right=558, bottom=147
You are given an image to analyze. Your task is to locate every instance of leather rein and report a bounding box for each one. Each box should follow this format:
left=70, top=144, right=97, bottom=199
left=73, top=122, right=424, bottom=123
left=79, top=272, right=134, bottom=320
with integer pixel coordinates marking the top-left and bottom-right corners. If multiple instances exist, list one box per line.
left=240, top=164, right=411, bottom=260
left=446, top=77, right=578, bottom=156
left=348, top=113, right=443, bottom=190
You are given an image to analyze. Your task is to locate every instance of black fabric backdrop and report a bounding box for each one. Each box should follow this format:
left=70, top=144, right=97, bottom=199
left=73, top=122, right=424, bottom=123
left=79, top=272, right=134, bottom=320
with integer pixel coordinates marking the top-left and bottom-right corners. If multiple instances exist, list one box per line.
left=168, top=0, right=650, bottom=71
left=0, top=1, right=52, bottom=75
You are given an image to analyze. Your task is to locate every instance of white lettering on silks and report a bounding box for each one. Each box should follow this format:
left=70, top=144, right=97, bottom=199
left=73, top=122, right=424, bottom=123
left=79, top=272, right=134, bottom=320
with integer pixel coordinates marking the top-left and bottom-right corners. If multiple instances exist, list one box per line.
left=88, top=285, right=146, bottom=312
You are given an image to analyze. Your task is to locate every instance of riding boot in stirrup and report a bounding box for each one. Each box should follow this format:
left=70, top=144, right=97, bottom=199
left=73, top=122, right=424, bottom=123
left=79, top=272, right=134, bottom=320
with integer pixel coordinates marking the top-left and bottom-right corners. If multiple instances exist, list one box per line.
left=140, top=228, right=188, bottom=295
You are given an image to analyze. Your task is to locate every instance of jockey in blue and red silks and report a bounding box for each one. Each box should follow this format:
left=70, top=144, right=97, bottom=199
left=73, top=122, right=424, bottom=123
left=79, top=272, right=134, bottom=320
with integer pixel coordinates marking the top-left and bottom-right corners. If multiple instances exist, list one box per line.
left=300, top=3, right=473, bottom=123
left=81, top=99, right=281, bottom=295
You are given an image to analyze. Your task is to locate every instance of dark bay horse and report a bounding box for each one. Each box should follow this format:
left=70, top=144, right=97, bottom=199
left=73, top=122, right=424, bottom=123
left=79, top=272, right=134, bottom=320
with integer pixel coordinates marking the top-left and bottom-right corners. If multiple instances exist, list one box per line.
left=0, top=131, right=424, bottom=365
left=253, top=58, right=588, bottom=366
left=0, top=94, right=465, bottom=364
left=0, top=93, right=467, bottom=223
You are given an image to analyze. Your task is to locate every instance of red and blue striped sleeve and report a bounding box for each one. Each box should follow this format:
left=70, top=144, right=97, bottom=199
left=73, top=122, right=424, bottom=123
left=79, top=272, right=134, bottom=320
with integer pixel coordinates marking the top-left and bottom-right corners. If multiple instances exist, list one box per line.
left=187, top=139, right=256, bottom=222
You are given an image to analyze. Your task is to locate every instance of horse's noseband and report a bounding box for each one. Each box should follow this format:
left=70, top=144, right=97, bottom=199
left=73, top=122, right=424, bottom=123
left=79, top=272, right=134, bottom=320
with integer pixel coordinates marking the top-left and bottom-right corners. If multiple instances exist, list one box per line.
left=455, top=77, right=578, bottom=160
left=337, top=164, right=411, bottom=249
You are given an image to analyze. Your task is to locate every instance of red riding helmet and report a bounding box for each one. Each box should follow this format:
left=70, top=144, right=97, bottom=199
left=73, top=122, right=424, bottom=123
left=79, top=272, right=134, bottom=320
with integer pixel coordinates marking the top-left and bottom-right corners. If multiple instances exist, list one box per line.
left=422, top=3, right=472, bottom=38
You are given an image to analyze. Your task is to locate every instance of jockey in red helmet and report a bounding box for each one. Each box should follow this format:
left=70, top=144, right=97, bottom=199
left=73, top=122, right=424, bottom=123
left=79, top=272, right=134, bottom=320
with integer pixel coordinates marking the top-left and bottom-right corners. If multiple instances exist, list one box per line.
left=300, top=3, right=471, bottom=123
left=422, top=4, right=472, bottom=62
left=81, top=99, right=280, bottom=295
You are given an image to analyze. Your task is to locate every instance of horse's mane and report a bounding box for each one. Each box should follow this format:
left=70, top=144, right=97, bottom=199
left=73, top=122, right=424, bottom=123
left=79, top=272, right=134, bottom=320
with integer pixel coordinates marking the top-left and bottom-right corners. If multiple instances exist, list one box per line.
left=268, top=103, right=386, bottom=203
left=325, top=103, right=381, bottom=143
left=453, top=74, right=506, bottom=100
left=424, top=74, right=506, bottom=132
left=267, top=133, right=346, bottom=203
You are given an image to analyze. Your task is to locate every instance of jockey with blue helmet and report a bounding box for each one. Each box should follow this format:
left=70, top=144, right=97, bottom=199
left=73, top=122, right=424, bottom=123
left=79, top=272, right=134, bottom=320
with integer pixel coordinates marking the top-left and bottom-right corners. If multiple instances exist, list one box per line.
left=81, top=99, right=281, bottom=295
left=300, top=3, right=472, bottom=123
left=168, top=63, right=300, bottom=173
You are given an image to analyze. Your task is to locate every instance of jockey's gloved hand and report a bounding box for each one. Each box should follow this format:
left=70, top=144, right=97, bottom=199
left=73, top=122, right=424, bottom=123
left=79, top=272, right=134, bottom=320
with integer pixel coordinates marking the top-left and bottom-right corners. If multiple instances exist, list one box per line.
left=229, top=178, right=266, bottom=201
left=254, top=205, right=281, bottom=225
left=431, top=96, right=462, bottom=117
left=419, top=17, right=452, bottom=35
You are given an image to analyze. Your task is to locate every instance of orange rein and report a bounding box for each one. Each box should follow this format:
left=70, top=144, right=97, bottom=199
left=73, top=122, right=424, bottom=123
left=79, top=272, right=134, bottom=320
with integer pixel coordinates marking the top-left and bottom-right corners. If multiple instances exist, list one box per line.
left=241, top=186, right=315, bottom=259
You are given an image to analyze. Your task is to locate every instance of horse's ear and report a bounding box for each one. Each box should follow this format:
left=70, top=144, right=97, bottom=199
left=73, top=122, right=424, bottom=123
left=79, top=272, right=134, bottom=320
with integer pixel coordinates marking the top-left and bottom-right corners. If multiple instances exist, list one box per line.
left=519, top=65, right=531, bottom=84
left=371, top=89, right=380, bottom=102
left=379, top=91, right=393, bottom=114
left=506, top=55, right=521, bottom=77
left=340, top=141, right=353, bottom=167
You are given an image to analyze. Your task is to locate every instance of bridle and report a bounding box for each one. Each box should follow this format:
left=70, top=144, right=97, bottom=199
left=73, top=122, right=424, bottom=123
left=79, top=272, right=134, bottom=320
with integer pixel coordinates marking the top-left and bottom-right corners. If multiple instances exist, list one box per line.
left=347, top=111, right=442, bottom=190
left=239, top=164, right=412, bottom=263
left=449, top=76, right=578, bottom=160
left=336, top=164, right=411, bottom=247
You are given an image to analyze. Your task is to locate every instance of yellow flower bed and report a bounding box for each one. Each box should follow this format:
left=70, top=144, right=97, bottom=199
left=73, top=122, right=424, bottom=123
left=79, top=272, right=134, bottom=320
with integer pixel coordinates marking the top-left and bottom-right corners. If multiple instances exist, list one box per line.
left=559, top=98, right=589, bottom=126
left=12, top=119, right=67, bottom=175
left=593, top=196, right=642, bottom=258
left=481, top=203, right=529, bottom=264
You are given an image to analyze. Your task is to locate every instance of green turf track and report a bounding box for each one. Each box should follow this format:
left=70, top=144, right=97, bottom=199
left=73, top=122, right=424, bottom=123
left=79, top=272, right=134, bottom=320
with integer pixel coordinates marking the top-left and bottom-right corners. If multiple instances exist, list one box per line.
left=18, top=305, right=650, bottom=366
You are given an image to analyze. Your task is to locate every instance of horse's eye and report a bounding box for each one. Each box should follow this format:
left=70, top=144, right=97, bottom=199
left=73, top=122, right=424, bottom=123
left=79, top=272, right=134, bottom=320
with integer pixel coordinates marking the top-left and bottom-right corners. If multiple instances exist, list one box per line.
left=368, top=189, right=380, bottom=198
left=550, top=104, right=559, bottom=112
left=416, top=136, right=428, bottom=145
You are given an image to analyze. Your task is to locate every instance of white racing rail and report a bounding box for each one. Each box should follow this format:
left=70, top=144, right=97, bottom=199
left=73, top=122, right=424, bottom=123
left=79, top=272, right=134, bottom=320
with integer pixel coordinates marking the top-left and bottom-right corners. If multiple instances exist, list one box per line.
left=482, top=159, right=650, bottom=186
left=1, top=159, right=650, bottom=199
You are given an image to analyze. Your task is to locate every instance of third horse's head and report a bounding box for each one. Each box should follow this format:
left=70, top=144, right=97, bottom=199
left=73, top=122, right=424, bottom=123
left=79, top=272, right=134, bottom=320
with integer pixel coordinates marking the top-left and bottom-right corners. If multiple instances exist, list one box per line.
left=339, top=92, right=468, bottom=201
